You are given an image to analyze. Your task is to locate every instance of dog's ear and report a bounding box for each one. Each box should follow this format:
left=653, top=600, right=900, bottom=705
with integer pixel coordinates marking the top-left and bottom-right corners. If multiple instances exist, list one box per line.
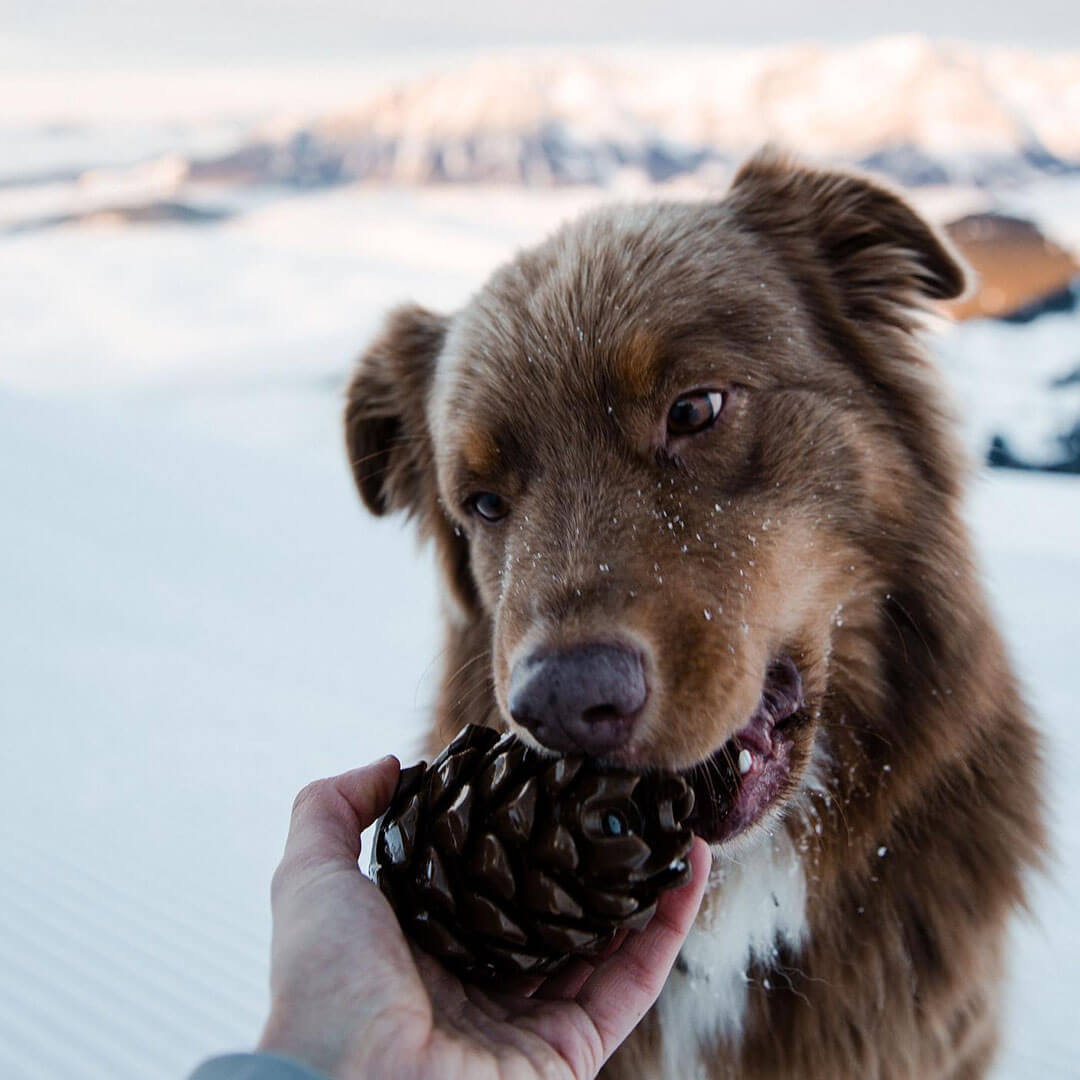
left=345, top=304, right=446, bottom=517
left=728, top=148, right=968, bottom=320
left=345, top=304, right=480, bottom=614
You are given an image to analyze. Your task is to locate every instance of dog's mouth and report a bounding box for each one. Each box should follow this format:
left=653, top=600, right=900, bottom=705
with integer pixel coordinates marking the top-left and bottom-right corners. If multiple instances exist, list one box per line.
left=682, top=655, right=809, bottom=845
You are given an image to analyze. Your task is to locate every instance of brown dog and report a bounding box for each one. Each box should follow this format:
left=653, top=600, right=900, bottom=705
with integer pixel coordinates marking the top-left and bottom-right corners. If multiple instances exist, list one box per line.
left=344, top=150, right=1043, bottom=1079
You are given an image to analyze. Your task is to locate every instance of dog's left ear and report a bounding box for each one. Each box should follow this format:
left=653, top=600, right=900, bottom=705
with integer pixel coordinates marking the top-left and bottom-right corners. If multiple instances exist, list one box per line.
left=728, top=149, right=968, bottom=319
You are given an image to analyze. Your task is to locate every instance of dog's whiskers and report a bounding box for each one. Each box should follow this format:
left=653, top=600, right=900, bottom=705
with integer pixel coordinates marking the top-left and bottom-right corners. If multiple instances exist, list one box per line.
left=443, top=649, right=492, bottom=690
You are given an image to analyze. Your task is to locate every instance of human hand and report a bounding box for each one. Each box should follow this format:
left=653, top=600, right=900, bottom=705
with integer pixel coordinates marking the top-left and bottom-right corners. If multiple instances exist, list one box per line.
left=258, top=756, right=710, bottom=1080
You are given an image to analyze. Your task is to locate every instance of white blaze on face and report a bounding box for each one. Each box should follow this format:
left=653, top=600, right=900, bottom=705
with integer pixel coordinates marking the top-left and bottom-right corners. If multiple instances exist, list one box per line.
left=654, top=830, right=808, bottom=1079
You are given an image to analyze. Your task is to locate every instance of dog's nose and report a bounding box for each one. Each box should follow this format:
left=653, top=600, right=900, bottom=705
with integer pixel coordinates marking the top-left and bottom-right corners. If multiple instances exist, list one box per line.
left=507, top=643, right=647, bottom=755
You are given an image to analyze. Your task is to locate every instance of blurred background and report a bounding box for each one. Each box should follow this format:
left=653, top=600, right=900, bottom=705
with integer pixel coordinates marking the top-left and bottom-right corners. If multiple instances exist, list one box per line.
left=2, top=3, right=1079, bottom=1077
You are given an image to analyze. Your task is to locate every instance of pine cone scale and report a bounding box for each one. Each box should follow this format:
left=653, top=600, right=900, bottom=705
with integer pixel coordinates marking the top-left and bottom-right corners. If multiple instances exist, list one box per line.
left=470, top=833, right=516, bottom=900
left=523, top=868, right=584, bottom=919
left=491, top=776, right=537, bottom=843
left=464, top=893, right=530, bottom=945
left=536, top=822, right=579, bottom=870
left=581, top=886, right=639, bottom=918
left=418, top=847, right=455, bottom=912
left=430, top=785, right=472, bottom=856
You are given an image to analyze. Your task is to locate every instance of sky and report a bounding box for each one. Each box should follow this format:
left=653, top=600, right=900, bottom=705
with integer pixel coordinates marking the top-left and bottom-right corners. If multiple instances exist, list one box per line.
left=3, top=0, right=1079, bottom=70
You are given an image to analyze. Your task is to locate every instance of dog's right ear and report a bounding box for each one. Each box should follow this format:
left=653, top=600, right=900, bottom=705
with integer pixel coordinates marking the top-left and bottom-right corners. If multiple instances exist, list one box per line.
left=344, top=304, right=447, bottom=518
left=345, top=304, right=482, bottom=618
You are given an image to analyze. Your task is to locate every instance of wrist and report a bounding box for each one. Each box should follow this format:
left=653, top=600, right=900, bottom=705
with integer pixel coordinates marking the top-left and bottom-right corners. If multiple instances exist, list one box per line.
left=259, top=998, right=431, bottom=1080
left=258, top=1004, right=348, bottom=1079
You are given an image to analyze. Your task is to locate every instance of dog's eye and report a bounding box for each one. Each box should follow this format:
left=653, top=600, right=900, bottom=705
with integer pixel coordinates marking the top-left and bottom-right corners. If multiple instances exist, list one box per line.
left=468, top=492, right=509, bottom=523
left=667, top=390, right=724, bottom=436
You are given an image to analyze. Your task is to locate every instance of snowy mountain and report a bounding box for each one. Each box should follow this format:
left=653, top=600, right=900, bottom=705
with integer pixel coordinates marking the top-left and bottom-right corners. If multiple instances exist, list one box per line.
left=186, top=37, right=1080, bottom=189
left=5, top=36, right=1080, bottom=234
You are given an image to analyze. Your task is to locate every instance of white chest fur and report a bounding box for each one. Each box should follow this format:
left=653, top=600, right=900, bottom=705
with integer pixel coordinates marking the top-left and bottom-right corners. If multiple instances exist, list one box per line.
left=653, top=830, right=808, bottom=1079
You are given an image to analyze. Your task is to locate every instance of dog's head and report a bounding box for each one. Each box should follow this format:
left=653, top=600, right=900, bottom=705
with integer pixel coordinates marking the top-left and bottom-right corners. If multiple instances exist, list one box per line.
left=346, top=151, right=967, bottom=847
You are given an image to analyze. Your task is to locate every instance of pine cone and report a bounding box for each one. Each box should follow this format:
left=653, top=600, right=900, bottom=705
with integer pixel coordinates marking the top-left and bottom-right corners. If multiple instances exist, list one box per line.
left=370, top=724, right=698, bottom=981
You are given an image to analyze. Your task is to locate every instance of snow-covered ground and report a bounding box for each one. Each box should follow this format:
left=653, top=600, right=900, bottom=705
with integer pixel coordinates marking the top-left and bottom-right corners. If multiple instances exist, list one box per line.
left=1, top=182, right=1078, bottom=1079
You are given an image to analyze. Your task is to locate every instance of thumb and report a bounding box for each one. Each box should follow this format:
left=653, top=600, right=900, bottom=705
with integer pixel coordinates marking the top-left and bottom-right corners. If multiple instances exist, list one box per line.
left=278, top=756, right=401, bottom=878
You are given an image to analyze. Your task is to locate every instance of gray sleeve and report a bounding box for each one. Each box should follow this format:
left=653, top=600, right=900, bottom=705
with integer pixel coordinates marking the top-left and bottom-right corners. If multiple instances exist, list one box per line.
left=188, top=1052, right=330, bottom=1080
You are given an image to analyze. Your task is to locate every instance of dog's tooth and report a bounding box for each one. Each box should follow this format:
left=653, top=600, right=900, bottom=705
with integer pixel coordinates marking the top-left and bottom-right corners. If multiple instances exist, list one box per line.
left=738, top=748, right=753, bottom=775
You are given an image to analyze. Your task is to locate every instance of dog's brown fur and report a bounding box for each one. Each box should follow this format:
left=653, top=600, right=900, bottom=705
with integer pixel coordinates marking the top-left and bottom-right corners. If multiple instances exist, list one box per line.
left=344, top=150, right=1044, bottom=1079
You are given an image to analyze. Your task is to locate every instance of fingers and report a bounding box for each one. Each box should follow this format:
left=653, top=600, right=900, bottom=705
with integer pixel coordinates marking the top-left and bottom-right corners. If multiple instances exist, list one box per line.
left=276, top=756, right=400, bottom=883
left=532, top=957, right=595, bottom=1001
left=572, top=837, right=711, bottom=1060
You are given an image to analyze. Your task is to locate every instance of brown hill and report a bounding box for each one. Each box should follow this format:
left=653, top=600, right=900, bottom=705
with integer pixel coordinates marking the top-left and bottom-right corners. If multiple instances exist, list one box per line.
left=944, top=213, right=1079, bottom=321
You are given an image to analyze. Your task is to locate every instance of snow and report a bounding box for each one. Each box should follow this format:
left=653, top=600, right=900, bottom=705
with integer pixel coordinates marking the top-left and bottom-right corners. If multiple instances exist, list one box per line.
left=0, top=377, right=443, bottom=1075
left=0, top=181, right=1078, bottom=1079
left=968, top=471, right=1080, bottom=1079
